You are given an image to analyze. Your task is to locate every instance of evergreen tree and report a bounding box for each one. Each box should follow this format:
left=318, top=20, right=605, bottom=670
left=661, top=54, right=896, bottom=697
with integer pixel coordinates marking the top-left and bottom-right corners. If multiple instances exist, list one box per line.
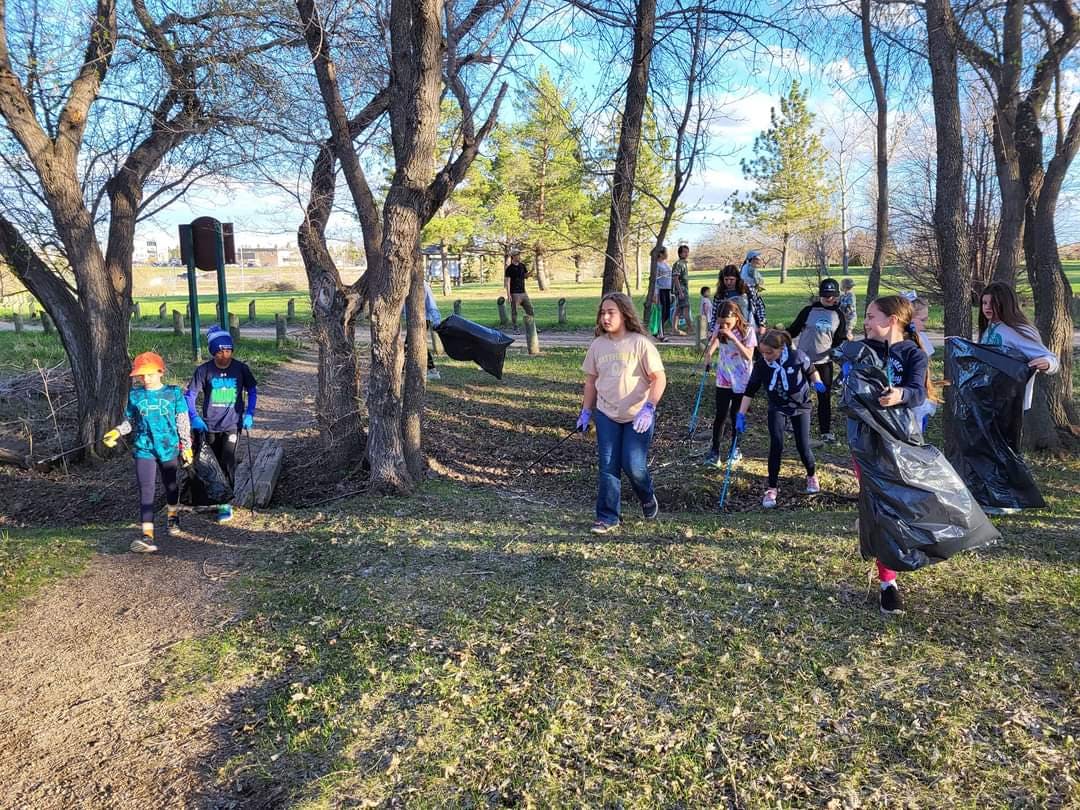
left=731, top=81, right=833, bottom=284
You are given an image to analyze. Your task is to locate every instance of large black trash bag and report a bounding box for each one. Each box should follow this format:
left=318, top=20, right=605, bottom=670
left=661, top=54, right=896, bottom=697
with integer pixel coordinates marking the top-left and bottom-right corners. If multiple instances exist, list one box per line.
left=180, top=442, right=234, bottom=506
left=944, top=337, right=1045, bottom=510
left=836, top=341, right=1000, bottom=572
left=434, top=315, right=514, bottom=379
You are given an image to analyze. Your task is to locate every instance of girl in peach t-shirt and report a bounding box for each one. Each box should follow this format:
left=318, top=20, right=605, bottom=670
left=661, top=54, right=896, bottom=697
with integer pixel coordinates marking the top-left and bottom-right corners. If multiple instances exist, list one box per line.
left=577, top=293, right=667, bottom=535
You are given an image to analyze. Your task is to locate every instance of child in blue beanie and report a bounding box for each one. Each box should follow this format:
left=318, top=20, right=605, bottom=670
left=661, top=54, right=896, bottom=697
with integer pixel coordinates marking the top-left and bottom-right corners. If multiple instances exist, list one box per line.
left=184, top=325, right=257, bottom=522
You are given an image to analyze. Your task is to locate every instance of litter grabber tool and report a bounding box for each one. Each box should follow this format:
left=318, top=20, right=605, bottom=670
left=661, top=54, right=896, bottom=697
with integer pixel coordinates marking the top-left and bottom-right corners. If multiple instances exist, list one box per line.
left=514, top=427, right=582, bottom=481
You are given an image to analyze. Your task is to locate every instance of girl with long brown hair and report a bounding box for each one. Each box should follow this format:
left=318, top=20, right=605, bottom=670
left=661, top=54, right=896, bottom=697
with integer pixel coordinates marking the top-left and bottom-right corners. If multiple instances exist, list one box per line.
left=578, top=293, right=667, bottom=534
left=703, top=301, right=756, bottom=464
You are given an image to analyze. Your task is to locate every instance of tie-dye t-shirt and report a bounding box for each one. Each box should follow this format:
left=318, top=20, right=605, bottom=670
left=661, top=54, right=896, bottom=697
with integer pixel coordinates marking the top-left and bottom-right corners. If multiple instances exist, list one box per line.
left=714, top=326, right=757, bottom=392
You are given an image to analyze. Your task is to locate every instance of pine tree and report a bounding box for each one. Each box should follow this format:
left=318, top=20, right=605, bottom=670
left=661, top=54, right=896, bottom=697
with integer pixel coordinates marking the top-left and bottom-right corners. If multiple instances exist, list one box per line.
left=731, top=81, right=833, bottom=284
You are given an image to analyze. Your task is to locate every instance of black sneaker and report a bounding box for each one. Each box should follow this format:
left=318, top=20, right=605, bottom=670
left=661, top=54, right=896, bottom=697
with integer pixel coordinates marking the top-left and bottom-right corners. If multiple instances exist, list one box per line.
left=879, top=584, right=904, bottom=615
left=590, top=521, right=619, bottom=535
left=642, top=496, right=659, bottom=519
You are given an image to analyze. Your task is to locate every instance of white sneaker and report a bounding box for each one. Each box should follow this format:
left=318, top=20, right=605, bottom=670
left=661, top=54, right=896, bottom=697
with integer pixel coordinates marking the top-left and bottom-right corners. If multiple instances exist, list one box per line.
left=762, top=488, right=778, bottom=508
left=130, top=537, right=157, bottom=553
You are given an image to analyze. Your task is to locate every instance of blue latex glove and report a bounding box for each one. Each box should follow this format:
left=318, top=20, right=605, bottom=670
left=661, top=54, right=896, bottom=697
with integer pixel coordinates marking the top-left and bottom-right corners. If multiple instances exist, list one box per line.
left=576, top=407, right=592, bottom=433
left=242, top=413, right=254, bottom=430
left=632, top=402, right=655, bottom=434
left=191, top=415, right=208, bottom=432
left=735, top=413, right=747, bottom=433
left=814, top=381, right=827, bottom=394
left=841, top=362, right=852, bottom=380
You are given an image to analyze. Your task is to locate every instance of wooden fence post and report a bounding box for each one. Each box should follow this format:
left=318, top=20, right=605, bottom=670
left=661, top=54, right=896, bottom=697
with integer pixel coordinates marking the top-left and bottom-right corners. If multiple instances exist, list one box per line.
left=173, top=310, right=184, bottom=336
left=13, top=313, right=22, bottom=333
left=453, top=299, right=461, bottom=316
left=497, top=296, right=509, bottom=326
left=41, top=312, right=54, bottom=334
left=696, top=313, right=708, bottom=351
left=248, top=299, right=257, bottom=323
left=557, top=297, right=567, bottom=324
left=132, top=302, right=141, bottom=320
left=525, top=315, right=540, bottom=355
left=159, top=302, right=167, bottom=320
left=228, top=312, right=240, bottom=339
left=275, top=313, right=287, bottom=350
left=287, top=298, right=296, bottom=322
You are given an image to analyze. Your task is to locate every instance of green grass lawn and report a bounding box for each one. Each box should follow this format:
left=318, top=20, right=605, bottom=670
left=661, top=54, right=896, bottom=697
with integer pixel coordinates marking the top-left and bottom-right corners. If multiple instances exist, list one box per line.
left=0, top=528, right=98, bottom=621
left=0, top=331, right=295, bottom=382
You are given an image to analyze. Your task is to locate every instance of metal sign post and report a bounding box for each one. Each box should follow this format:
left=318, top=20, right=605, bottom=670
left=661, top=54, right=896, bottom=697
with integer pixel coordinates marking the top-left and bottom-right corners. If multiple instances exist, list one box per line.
left=179, top=216, right=235, bottom=354
left=179, top=224, right=202, bottom=362
left=213, top=220, right=228, bottom=332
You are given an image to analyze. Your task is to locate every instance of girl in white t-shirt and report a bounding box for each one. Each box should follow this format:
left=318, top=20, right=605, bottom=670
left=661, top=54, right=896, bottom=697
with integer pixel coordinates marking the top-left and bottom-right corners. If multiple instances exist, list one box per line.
left=703, top=300, right=757, bottom=465
left=578, top=293, right=667, bottom=535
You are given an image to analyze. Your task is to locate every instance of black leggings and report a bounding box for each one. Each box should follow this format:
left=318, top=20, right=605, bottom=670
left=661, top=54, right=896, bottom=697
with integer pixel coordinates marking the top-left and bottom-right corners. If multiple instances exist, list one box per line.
left=135, top=456, right=179, bottom=523
left=814, top=362, right=834, bottom=434
left=711, top=388, right=742, bottom=454
left=657, top=288, right=672, bottom=332
left=204, top=430, right=240, bottom=488
left=767, top=410, right=815, bottom=488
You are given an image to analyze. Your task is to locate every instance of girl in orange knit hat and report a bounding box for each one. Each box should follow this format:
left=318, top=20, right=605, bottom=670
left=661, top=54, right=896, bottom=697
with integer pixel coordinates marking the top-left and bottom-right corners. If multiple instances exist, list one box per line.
left=102, top=352, right=192, bottom=552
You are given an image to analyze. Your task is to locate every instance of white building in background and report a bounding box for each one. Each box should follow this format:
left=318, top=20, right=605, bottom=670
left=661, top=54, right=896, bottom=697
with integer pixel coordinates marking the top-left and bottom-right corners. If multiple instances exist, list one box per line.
left=133, top=239, right=162, bottom=264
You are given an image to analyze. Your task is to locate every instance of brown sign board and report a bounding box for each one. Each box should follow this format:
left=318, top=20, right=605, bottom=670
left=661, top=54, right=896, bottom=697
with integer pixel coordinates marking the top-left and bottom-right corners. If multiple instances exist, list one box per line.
left=179, top=217, right=236, bottom=270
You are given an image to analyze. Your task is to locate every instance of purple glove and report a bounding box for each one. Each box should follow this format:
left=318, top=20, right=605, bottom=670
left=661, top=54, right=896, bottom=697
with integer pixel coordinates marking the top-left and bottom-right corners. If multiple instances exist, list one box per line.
left=632, top=402, right=655, bottom=434
left=576, top=407, right=592, bottom=433
left=814, top=381, right=827, bottom=394
left=735, top=412, right=747, bottom=433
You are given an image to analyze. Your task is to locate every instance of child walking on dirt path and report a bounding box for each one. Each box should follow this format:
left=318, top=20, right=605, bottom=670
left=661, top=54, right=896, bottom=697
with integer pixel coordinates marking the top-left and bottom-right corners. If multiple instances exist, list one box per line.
left=735, top=330, right=826, bottom=509
left=102, top=352, right=192, bottom=553
left=578, top=293, right=667, bottom=535
left=651, top=247, right=674, bottom=342
left=703, top=301, right=756, bottom=466
left=185, top=325, right=258, bottom=523
left=672, top=244, right=692, bottom=335
left=787, top=278, right=847, bottom=445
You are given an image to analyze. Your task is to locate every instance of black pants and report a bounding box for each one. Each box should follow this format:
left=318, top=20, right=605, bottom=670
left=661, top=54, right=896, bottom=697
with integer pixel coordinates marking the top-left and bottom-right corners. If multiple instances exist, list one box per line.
left=135, top=456, right=179, bottom=523
left=711, top=388, right=742, bottom=455
left=657, top=288, right=672, bottom=332
left=814, top=362, right=833, bottom=434
left=205, top=430, right=240, bottom=488
left=767, top=410, right=815, bottom=488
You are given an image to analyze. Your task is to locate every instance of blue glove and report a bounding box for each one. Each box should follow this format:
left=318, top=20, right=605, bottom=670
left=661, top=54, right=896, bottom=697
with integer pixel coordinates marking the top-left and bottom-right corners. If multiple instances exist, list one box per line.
left=576, top=407, right=592, bottom=433
left=242, top=413, right=254, bottom=430
left=814, top=381, right=827, bottom=394
left=632, top=402, right=655, bottom=434
left=841, top=362, right=852, bottom=380
left=735, top=413, right=747, bottom=433
left=191, top=415, right=208, bottom=432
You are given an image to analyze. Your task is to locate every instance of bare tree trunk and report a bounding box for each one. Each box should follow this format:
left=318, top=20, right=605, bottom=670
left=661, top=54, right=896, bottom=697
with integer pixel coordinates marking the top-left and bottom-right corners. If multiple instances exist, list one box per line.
left=601, top=0, right=656, bottom=294
left=992, top=117, right=1025, bottom=284
left=574, top=253, right=582, bottom=283
left=861, top=0, right=888, bottom=302
left=925, top=0, right=972, bottom=457
left=297, top=142, right=365, bottom=459
left=440, top=239, right=451, bottom=297
left=779, top=233, right=789, bottom=284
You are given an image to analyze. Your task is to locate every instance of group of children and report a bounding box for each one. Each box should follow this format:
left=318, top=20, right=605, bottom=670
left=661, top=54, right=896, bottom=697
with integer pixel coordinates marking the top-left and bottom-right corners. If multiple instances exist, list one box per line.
left=104, top=325, right=257, bottom=553
left=579, top=276, right=1060, bottom=614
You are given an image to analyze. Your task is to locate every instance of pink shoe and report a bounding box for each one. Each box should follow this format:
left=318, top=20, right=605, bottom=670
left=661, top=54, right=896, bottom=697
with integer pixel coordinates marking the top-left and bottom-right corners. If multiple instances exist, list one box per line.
left=805, top=475, right=820, bottom=494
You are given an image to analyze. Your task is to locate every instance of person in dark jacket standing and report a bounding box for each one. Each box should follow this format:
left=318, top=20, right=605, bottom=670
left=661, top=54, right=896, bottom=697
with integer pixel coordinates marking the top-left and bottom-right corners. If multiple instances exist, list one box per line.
left=185, top=325, right=258, bottom=523
left=787, top=278, right=847, bottom=443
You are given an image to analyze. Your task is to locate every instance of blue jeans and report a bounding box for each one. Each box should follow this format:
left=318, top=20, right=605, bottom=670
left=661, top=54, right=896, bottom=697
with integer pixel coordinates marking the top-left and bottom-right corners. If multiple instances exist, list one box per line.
left=594, top=410, right=655, bottom=524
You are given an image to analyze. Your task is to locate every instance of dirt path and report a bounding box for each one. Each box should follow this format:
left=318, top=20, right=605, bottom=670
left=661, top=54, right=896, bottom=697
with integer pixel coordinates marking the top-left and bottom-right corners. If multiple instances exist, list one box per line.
left=0, top=351, right=318, bottom=809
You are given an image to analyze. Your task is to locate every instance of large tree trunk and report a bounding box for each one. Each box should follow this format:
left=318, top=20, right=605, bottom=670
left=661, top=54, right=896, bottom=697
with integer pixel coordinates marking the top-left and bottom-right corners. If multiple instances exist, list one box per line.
left=402, top=263, right=427, bottom=481
left=860, top=0, right=888, bottom=302
left=992, top=118, right=1025, bottom=284
left=297, top=142, right=365, bottom=459
left=925, top=0, right=973, bottom=458
left=601, top=0, right=656, bottom=294
left=779, top=233, right=789, bottom=284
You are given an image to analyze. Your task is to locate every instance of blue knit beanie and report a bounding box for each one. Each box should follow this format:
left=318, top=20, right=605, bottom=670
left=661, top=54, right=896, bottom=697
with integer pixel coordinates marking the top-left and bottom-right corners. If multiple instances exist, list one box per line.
left=207, top=325, right=233, bottom=355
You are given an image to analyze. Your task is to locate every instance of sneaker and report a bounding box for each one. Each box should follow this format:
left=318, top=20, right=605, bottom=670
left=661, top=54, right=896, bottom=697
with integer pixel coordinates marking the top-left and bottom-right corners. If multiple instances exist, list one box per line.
left=426, top=369, right=441, bottom=380
left=762, top=488, right=778, bottom=509
left=217, top=504, right=234, bottom=523
left=642, top=496, right=659, bottom=519
left=983, top=506, right=1021, bottom=516
left=805, top=475, right=821, bottom=494
left=590, top=520, right=619, bottom=535
left=130, top=537, right=157, bottom=553
left=703, top=451, right=720, bottom=466
left=879, top=583, right=904, bottom=615
left=167, top=513, right=182, bottom=536
left=821, top=432, right=836, bottom=444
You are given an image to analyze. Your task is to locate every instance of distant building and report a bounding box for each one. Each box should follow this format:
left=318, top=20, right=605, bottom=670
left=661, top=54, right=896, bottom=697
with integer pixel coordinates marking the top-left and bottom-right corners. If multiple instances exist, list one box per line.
left=237, top=246, right=295, bottom=267
left=422, top=244, right=461, bottom=283
left=133, top=239, right=161, bottom=264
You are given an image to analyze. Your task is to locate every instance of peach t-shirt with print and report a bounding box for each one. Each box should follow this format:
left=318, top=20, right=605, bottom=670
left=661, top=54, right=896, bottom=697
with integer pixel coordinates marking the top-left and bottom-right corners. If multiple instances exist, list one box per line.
left=582, top=331, right=665, bottom=423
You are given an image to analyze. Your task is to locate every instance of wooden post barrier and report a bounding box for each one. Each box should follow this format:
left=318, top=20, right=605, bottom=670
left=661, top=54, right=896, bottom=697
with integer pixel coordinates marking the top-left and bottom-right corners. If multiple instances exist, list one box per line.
left=497, top=296, right=509, bottom=326
left=159, top=302, right=167, bottom=320
left=430, top=324, right=444, bottom=357
left=453, top=299, right=461, bottom=316
left=13, top=313, right=23, bottom=333
left=275, top=313, right=287, bottom=350
left=557, top=297, right=567, bottom=324
left=228, top=312, right=240, bottom=340
left=132, top=302, right=141, bottom=320
left=248, top=299, right=257, bottom=323
left=525, top=315, right=540, bottom=355
left=287, top=298, right=296, bottom=322
left=41, top=312, right=54, bottom=334
left=696, top=312, right=709, bottom=351
left=173, top=310, right=184, bottom=336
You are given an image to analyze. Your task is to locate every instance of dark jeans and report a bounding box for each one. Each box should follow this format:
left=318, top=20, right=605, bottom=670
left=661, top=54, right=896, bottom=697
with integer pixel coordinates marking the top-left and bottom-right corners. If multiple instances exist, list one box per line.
left=656, top=288, right=672, bottom=333
left=203, top=429, right=240, bottom=488
left=766, top=409, right=815, bottom=488
left=594, top=409, right=655, bottom=524
left=814, top=362, right=834, bottom=434
left=711, top=387, right=742, bottom=455
left=135, top=456, right=179, bottom=523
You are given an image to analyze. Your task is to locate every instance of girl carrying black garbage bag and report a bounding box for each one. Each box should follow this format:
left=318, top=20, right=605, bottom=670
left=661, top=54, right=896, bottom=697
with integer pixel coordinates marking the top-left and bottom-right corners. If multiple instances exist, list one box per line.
left=841, top=295, right=998, bottom=615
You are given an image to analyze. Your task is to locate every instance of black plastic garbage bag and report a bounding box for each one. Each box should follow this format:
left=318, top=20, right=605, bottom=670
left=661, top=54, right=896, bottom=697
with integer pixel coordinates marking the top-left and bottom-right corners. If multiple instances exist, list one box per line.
left=836, top=341, right=1000, bottom=572
left=434, top=315, right=514, bottom=379
left=944, top=337, right=1045, bottom=510
left=180, top=442, right=234, bottom=506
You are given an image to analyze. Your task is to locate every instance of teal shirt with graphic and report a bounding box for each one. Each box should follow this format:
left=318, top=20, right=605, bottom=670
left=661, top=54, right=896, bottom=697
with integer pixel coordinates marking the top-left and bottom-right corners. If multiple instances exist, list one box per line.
left=125, top=385, right=185, bottom=461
